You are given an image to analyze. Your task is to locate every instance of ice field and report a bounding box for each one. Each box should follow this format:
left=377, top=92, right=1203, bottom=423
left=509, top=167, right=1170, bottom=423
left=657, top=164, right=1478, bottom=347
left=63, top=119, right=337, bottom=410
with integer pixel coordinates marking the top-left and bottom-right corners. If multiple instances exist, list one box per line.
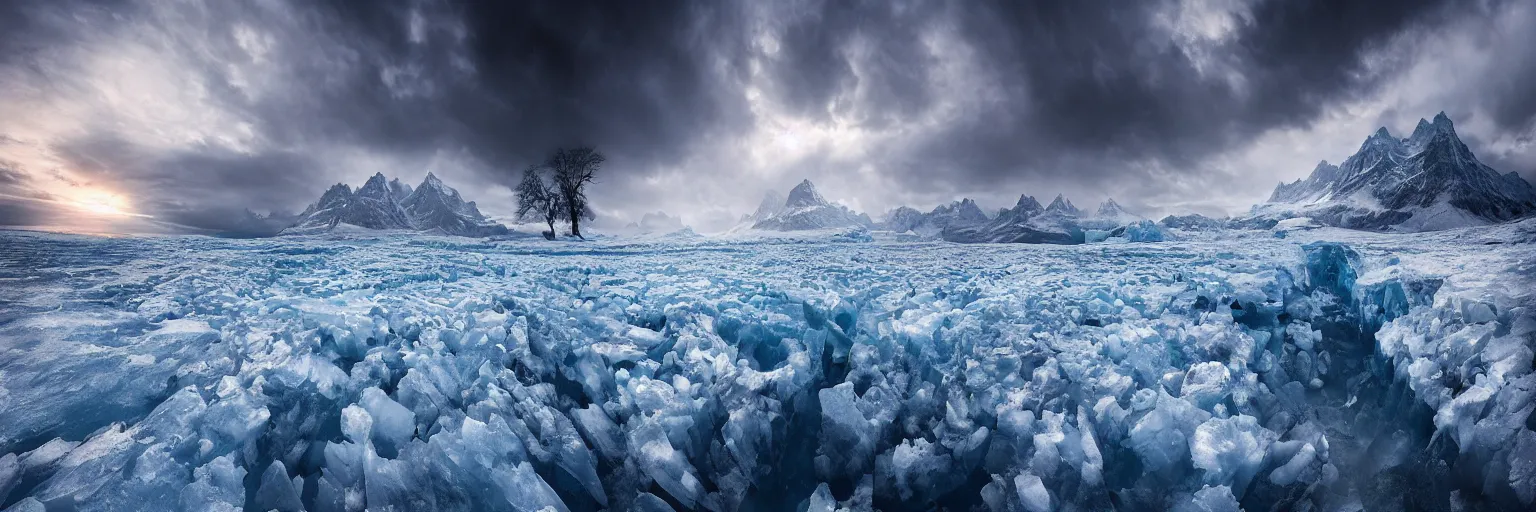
left=1, top=222, right=1534, bottom=511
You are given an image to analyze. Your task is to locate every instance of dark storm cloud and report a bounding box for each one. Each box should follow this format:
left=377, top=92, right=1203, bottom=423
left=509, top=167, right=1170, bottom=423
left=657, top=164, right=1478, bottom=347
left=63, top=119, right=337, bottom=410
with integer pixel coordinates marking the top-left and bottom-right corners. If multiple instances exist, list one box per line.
left=1, top=0, right=1531, bottom=231
left=444, top=1, right=755, bottom=167
left=762, top=1, right=944, bottom=126
left=875, top=0, right=1466, bottom=187
left=187, top=0, right=759, bottom=180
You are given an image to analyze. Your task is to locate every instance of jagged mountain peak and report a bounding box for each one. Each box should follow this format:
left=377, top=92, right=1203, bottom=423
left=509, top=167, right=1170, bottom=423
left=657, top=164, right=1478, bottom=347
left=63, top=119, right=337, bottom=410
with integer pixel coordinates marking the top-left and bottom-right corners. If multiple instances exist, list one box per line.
left=1411, top=118, right=1435, bottom=139
left=412, top=172, right=463, bottom=201
left=1011, top=194, right=1044, bottom=217
left=286, top=173, right=505, bottom=236
left=753, top=179, right=869, bottom=231
left=931, top=198, right=987, bottom=218
left=362, top=172, right=389, bottom=187
left=1045, top=194, right=1079, bottom=215
left=885, top=206, right=923, bottom=221
left=1361, top=127, right=1404, bottom=152
left=1096, top=198, right=1130, bottom=218
left=356, top=173, right=394, bottom=200
left=785, top=179, right=828, bottom=208
left=321, top=183, right=351, bottom=197
left=879, top=198, right=988, bottom=235
left=1430, top=112, right=1457, bottom=138
left=1256, top=111, right=1536, bottom=231
left=1407, top=112, right=1459, bottom=148
left=420, top=172, right=446, bottom=190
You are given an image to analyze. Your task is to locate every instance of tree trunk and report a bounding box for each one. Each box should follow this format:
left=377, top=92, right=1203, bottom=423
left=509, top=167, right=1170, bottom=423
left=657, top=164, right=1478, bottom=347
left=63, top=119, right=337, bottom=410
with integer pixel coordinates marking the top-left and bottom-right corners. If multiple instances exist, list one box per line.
left=566, top=200, right=582, bottom=238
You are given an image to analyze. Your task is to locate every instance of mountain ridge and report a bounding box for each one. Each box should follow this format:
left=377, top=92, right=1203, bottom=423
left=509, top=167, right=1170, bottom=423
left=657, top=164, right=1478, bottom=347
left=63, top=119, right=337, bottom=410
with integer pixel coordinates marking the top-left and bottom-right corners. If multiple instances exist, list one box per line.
left=284, top=173, right=508, bottom=237
left=750, top=180, right=872, bottom=231
left=1253, top=112, right=1536, bottom=231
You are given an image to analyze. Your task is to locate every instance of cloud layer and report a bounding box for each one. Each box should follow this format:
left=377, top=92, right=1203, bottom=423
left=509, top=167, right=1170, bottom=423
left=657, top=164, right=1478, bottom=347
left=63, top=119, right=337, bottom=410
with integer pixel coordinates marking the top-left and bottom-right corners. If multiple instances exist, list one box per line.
left=1, top=0, right=1533, bottom=233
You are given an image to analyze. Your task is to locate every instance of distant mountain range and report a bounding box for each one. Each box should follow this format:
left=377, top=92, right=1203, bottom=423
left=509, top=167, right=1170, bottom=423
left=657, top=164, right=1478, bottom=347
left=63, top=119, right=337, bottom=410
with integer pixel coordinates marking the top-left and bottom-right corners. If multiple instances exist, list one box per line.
left=884, top=198, right=989, bottom=237
left=623, top=211, right=686, bottom=233
left=267, top=112, right=1533, bottom=240
left=743, top=180, right=1160, bottom=244
left=1245, top=112, right=1536, bottom=231
left=748, top=179, right=873, bottom=231
left=738, top=112, right=1535, bottom=242
left=938, top=194, right=1156, bottom=244
left=283, top=172, right=507, bottom=237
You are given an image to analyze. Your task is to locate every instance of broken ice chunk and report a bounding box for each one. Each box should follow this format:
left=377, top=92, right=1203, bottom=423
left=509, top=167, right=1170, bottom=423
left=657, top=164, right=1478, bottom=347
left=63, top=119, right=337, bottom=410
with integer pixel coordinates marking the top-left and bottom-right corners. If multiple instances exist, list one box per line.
left=1172, top=485, right=1241, bottom=512
left=359, top=387, right=416, bottom=456
left=1190, top=415, right=1273, bottom=495
left=629, top=421, right=704, bottom=509
left=1128, top=391, right=1210, bottom=471
left=253, top=461, right=304, bottom=512
left=1014, top=473, right=1051, bottom=512
left=818, top=382, right=877, bottom=477
left=1181, top=362, right=1232, bottom=409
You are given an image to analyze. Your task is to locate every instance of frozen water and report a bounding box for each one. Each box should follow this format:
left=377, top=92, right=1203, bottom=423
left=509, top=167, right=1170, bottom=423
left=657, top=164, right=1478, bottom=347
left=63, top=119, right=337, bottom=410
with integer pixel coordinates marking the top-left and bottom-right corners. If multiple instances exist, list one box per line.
left=0, top=218, right=1534, bottom=510
left=1014, top=473, right=1051, bottom=512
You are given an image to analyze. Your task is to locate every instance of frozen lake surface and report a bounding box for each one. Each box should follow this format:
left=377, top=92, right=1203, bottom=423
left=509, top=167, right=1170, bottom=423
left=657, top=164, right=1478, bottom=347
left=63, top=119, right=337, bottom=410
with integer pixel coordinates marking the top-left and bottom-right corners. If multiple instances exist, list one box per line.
left=1, top=222, right=1534, bottom=511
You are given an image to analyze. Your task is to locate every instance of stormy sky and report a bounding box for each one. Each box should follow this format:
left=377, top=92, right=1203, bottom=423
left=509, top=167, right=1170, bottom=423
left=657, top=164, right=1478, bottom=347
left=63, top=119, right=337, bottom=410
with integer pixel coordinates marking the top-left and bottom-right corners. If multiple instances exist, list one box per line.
left=1, top=0, right=1534, bottom=234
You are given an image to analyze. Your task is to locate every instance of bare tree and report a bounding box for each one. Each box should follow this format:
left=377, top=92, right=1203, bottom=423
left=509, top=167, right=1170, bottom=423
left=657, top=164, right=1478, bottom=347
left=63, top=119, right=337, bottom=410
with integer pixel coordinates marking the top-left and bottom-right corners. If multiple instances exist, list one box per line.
left=548, top=147, right=604, bottom=238
left=514, top=165, right=564, bottom=239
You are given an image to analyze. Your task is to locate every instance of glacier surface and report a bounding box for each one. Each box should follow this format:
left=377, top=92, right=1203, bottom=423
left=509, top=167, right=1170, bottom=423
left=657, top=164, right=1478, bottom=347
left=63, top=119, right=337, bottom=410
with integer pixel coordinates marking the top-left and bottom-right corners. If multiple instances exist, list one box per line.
left=0, top=220, right=1534, bottom=511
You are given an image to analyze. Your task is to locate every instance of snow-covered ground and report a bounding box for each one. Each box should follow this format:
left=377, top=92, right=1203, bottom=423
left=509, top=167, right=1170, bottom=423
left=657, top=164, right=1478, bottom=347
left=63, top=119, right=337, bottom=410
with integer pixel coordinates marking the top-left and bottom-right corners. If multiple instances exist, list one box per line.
left=0, top=221, right=1533, bottom=511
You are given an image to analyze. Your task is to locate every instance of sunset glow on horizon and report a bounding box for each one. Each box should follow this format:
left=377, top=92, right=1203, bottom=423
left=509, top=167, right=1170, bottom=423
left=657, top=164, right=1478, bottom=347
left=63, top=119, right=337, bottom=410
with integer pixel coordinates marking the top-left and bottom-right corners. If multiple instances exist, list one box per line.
left=62, top=188, right=148, bottom=218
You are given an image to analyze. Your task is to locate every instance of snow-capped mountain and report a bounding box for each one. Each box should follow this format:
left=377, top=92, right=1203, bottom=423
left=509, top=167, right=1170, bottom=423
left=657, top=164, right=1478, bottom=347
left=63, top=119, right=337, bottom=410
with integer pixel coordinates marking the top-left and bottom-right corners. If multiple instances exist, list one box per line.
left=1078, top=198, right=1144, bottom=230
left=936, top=194, right=1157, bottom=244
left=1159, top=213, right=1225, bottom=231
left=284, top=173, right=507, bottom=236
left=1003, top=194, right=1045, bottom=220
left=624, top=211, right=686, bottom=233
left=751, top=180, right=872, bottom=231
left=1252, top=112, right=1536, bottom=231
left=1093, top=199, right=1141, bottom=223
left=881, top=206, right=926, bottom=232
left=881, top=198, right=989, bottom=236
left=1044, top=194, right=1080, bottom=216
left=942, top=193, right=1082, bottom=244
left=286, top=173, right=416, bottom=233
left=400, top=173, right=508, bottom=237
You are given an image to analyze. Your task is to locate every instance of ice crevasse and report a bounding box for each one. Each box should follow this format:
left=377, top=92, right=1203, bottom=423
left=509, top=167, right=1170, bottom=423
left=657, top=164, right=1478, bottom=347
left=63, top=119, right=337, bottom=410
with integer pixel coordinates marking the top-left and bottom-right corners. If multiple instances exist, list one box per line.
left=0, top=228, right=1532, bottom=511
